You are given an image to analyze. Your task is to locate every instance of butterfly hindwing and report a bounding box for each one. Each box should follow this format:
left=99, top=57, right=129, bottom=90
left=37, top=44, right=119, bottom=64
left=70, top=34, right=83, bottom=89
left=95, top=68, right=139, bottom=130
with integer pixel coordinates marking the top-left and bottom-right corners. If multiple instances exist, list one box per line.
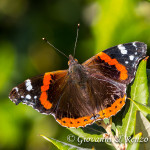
left=55, top=68, right=126, bottom=128
left=83, top=42, right=147, bottom=84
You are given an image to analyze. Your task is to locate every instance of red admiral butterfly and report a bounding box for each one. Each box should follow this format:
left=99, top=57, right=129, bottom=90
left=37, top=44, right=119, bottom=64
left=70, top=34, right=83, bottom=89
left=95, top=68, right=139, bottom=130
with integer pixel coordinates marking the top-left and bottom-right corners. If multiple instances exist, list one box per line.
left=9, top=41, right=147, bottom=128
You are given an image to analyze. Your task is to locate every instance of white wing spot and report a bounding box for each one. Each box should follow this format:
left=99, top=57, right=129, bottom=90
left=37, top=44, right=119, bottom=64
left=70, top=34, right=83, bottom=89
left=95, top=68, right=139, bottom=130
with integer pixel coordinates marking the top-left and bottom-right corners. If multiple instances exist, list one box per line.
left=34, top=96, right=37, bottom=99
left=118, top=44, right=127, bottom=54
left=133, top=42, right=137, bottom=49
left=26, top=94, right=31, bottom=99
left=21, top=96, right=24, bottom=98
left=14, top=87, right=19, bottom=92
left=135, top=52, right=137, bottom=55
left=129, top=55, right=134, bottom=60
left=142, top=47, right=145, bottom=52
left=22, top=100, right=27, bottom=103
left=125, top=61, right=129, bottom=64
left=25, top=79, right=33, bottom=91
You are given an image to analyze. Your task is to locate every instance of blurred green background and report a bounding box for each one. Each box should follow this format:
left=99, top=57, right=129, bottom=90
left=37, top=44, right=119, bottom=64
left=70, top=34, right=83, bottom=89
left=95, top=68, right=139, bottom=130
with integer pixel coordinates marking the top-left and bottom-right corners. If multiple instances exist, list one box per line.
left=0, top=0, right=150, bottom=150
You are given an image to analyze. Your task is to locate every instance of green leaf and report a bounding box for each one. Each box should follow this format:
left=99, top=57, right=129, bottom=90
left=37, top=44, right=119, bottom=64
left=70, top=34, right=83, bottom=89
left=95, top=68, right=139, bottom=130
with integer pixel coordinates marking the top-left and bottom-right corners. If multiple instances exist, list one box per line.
left=147, top=69, right=150, bottom=107
left=68, top=126, right=103, bottom=140
left=135, top=111, right=150, bottom=150
left=131, top=59, right=149, bottom=105
left=68, top=120, right=114, bottom=140
left=129, top=98, right=150, bottom=120
left=121, top=103, right=137, bottom=142
left=68, top=125, right=115, bottom=149
left=121, top=58, right=149, bottom=141
left=127, top=132, right=142, bottom=150
left=41, top=135, right=92, bottom=150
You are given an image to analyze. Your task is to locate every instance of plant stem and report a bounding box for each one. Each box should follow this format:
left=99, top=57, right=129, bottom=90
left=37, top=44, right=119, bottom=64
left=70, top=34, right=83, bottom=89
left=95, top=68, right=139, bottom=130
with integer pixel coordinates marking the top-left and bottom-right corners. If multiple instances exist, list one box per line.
left=96, top=118, right=121, bottom=150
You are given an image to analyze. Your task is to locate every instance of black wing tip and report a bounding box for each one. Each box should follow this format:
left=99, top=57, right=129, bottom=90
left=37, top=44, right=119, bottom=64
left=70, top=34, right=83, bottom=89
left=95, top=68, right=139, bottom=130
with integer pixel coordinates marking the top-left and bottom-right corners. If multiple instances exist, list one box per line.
left=122, top=41, right=147, bottom=48
left=134, top=41, right=147, bottom=54
left=9, top=95, right=21, bottom=105
left=122, top=41, right=147, bottom=54
left=9, top=87, right=22, bottom=105
left=133, top=41, right=147, bottom=46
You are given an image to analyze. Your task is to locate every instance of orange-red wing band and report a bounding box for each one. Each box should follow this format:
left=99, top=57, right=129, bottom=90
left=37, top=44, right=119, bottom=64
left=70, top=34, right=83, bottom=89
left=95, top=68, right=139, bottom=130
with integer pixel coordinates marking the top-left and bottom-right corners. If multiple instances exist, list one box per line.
left=57, top=95, right=126, bottom=128
left=57, top=116, right=94, bottom=128
left=97, top=52, right=128, bottom=80
left=39, top=73, right=53, bottom=109
left=97, top=95, right=126, bottom=119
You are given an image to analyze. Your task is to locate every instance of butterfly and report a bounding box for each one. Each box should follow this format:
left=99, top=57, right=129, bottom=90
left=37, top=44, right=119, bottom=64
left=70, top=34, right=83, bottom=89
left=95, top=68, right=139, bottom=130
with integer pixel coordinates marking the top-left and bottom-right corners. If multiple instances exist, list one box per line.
left=9, top=41, right=147, bottom=128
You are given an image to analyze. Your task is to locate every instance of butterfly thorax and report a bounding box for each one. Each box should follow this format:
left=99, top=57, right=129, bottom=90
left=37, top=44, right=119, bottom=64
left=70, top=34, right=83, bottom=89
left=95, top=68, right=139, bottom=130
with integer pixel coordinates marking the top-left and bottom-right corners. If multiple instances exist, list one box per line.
left=68, top=55, right=87, bottom=84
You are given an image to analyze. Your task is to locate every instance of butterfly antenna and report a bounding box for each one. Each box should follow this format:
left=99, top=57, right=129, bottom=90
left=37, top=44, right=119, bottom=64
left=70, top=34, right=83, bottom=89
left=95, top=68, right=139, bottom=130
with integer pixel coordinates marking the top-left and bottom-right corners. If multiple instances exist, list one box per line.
left=73, top=23, right=80, bottom=57
left=42, top=38, right=69, bottom=59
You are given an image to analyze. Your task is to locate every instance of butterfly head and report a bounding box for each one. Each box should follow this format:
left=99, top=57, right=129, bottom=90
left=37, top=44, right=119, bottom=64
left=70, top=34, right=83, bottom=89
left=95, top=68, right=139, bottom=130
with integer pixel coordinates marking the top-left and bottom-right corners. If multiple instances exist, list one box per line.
left=68, top=55, right=78, bottom=66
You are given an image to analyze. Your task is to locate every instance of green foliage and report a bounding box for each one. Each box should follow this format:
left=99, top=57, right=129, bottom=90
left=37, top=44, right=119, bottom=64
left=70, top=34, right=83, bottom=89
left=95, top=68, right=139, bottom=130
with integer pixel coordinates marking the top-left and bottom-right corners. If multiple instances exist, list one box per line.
left=126, top=132, right=142, bottom=150
left=130, top=99, right=150, bottom=119
left=68, top=127, right=103, bottom=140
left=135, top=112, right=150, bottom=150
left=41, top=135, right=92, bottom=150
left=131, top=58, right=149, bottom=105
left=121, top=58, right=149, bottom=142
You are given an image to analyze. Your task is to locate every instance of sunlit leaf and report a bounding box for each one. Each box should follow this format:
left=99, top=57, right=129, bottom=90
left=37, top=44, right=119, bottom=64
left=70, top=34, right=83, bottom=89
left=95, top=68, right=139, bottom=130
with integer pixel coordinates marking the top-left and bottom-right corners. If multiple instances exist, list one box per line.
left=130, top=58, right=149, bottom=105
left=68, top=124, right=115, bottom=149
left=41, top=135, right=92, bottom=150
left=129, top=98, right=150, bottom=120
left=69, top=128, right=103, bottom=139
left=127, top=132, right=142, bottom=150
left=135, top=111, right=150, bottom=150
left=121, top=58, right=148, bottom=142
left=147, top=69, right=150, bottom=107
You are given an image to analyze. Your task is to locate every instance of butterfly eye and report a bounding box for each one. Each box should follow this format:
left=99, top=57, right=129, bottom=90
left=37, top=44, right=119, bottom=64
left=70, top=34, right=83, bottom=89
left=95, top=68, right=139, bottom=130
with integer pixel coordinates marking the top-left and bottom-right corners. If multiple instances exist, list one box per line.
left=74, top=59, right=78, bottom=62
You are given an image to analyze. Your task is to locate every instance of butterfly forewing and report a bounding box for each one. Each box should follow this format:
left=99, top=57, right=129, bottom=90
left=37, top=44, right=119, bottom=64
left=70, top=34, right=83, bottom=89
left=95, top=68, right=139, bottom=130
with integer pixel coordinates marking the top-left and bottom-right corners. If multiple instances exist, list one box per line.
left=9, top=70, right=68, bottom=114
left=83, top=42, right=147, bottom=84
